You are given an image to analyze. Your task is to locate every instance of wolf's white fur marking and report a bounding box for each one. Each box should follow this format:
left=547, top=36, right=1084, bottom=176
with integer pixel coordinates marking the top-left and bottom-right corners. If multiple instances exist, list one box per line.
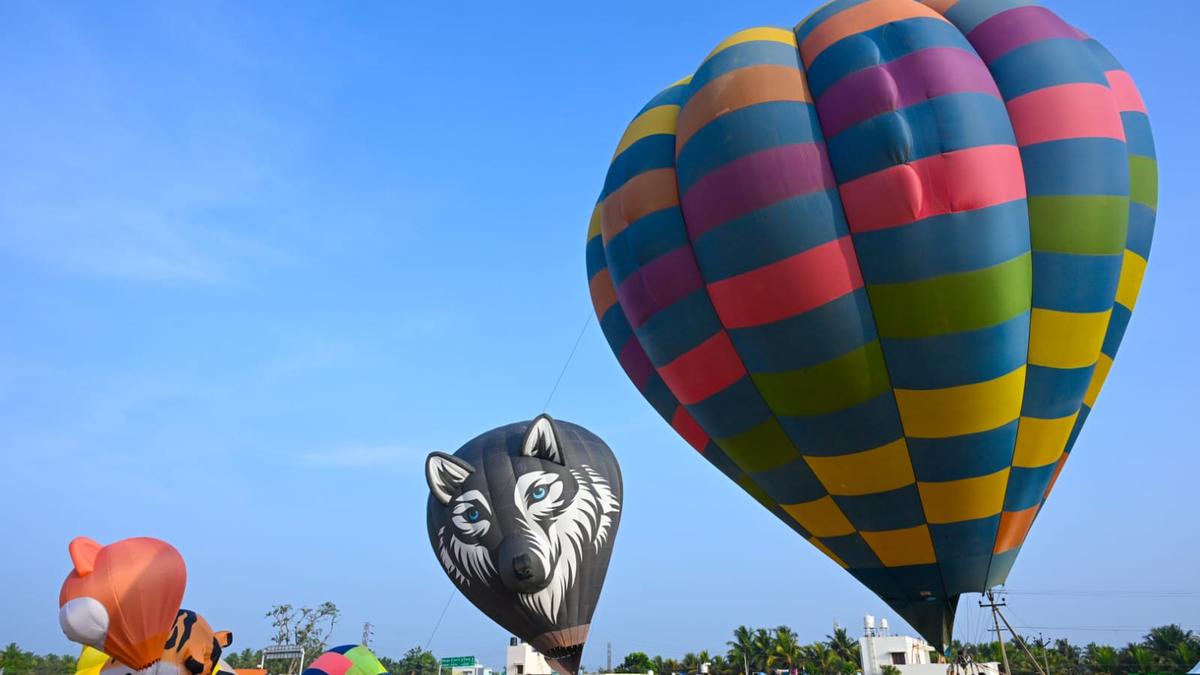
left=434, top=463, right=620, bottom=622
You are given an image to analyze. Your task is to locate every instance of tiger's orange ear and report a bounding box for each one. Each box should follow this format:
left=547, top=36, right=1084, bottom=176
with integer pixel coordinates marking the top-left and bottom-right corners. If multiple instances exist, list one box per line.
left=214, top=631, right=232, bottom=648
left=68, top=537, right=103, bottom=576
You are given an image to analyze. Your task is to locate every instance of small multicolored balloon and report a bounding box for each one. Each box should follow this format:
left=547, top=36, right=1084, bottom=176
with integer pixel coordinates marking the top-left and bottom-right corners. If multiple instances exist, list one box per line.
left=302, top=645, right=389, bottom=675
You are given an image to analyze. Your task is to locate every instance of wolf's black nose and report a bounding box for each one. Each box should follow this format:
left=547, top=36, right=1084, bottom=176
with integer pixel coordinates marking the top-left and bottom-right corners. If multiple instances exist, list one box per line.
left=512, top=553, right=534, bottom=581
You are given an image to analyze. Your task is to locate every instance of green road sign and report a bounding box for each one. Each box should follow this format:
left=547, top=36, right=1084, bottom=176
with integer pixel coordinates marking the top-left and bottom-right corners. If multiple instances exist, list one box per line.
left=441, top=657, right=477, bottom=669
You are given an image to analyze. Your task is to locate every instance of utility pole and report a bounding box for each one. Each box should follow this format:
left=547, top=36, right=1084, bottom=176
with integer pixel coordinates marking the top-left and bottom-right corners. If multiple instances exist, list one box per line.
left=362, top=622, right=373, bottom=648
left=607, top=642, right=612, bottom=673
left=993, top=603, right=1048, bottom=675
left=981, top=591, right=1011, bottom=675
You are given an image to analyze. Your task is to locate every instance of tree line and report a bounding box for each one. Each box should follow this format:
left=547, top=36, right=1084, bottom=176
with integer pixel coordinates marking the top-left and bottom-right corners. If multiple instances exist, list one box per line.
left=3, top=609, right=1195, bottom=675
left=610, top=624, right=1199, bottom=675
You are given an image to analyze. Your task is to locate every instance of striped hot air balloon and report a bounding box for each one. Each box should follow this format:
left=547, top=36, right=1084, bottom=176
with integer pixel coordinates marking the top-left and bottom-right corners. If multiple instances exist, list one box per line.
left=585, top=0, right=1155, bottom=650
left=302, top=646, right=389, bottom=675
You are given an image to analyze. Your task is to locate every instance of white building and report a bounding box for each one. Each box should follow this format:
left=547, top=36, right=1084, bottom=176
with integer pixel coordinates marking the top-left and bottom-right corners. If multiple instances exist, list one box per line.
left=506, top=638, right=553, bottom=675
left=859, top=615, right=1000, bottom=675
left=451, top=667, right=491, bottom=675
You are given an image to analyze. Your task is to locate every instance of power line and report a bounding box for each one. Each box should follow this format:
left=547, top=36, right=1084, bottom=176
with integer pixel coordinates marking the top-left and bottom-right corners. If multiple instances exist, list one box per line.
left=1004, top=590, right=1200, bottom=598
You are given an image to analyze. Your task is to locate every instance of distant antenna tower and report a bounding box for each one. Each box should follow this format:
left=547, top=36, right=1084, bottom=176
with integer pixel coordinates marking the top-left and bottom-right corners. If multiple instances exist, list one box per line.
left=362, top=622, right=373, bottom=647
left=607, top=642, right=612, bottom=673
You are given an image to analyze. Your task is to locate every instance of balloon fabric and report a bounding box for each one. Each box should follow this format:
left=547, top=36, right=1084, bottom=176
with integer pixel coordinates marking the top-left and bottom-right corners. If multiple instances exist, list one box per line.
left=59, top=537, right=189, bottom=670
left=425, top=415, right=623, bottom=675
left=585, top=0, right=1155, bottom=650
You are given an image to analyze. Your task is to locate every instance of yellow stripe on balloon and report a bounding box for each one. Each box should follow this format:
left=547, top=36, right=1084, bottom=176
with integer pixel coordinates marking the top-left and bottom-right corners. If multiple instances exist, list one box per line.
left=705, top=27, right=798, bottom=60
left=1084, top=352, right=1115, bottom=408
left=611, top=105, right=680, bottom=160
left=859, top=524, right=937, bottom=567
left=1027, top=308, right=1111, bottom=370
left=587, top=203, right=604, bottom=242
left=781, top=495, right=855, bottom=537
left=894, top=366, right=1025, bottom=438
left=1115, top=250, right=1148, bottom=310
left=918, top=468, right=1009, bottom=524
left=1013, top=413, right=1078, bottom=468
left=804, top=438, right=915, bottom=496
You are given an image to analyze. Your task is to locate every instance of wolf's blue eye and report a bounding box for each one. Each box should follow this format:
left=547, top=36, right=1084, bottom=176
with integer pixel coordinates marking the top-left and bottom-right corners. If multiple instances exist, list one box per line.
left=530, top=486, right=548, bottom=501
left=467, top=509, right=481, bottom=522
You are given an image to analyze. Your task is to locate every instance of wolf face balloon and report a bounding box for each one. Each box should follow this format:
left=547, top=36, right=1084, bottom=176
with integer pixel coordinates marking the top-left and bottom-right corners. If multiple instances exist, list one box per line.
left=425, top=415, right=622, bottom=675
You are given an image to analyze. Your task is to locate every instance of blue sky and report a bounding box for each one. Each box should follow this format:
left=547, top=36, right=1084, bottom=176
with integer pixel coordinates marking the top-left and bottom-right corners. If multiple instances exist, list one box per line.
left=1, top=0, right=1197, bottom=670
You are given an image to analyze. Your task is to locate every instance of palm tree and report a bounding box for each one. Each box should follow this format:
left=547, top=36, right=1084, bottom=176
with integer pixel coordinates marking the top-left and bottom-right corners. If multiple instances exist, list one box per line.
left=1127, top=644, right=1154, bottom=674
left=752, top=628, right=774, bottom=673
left=804, top=643, right=843, bottom=675
left=1085, top=644, right=1119, bottom=675
left=1178, top=640, right=1200, bottom=674
left=682, top=653, right=700, bottom=674
left=767, top=627, right=804, bottom=673
left=1146, top=624, right=1196, bottom=671
left=827, top=627, right=860, bottom=667
left=728, top=626, right=756, bottom=675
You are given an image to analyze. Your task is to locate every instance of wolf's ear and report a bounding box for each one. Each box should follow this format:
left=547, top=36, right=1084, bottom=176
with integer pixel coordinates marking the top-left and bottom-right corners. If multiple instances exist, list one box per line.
left=521, top=414, right=564, bottom=465
left=426, top=452, right=474, bottom=505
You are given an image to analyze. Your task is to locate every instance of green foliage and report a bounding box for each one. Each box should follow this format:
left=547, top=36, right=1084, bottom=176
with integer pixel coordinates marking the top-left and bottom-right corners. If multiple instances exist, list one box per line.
left=224, top=648, right=264, bottom=669
left=0, top=644, right=77, bottom=675
left=379, top=646, right=438, bottom=675
left=617, top=622, right=1198, bottom=675
left=615, top=651, right=654, bottom=673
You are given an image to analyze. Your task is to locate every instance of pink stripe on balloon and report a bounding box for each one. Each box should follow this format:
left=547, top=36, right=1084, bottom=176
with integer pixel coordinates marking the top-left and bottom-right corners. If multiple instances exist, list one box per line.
left=681, top=143, right=836, bottom=240
left=816, top=47, right=1000, bottom=138
left=968, top=5, right=1080, bottom=64
left=307, top=653, right=353, bottom=675
left=839, top=145, right=1026, bottom=233
left=1006, top=83, right=1125, bottom=146
left=1106, top=70, right=1148, bottom=113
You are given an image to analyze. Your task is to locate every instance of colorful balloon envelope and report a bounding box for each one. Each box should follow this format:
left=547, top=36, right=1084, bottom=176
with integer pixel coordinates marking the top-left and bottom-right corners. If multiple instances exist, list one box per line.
left=72, top=610, right=232, bottom=675
left=302, top=646, right=389, bottom=675
left=585, top=0, right=1155, bottom=650
left=60, top=537, right=188, bottom=670
left=425, top=415, right=623, bottom=675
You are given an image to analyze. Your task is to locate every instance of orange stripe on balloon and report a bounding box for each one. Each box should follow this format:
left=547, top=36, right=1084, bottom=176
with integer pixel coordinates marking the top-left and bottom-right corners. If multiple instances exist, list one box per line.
left=800, top=0, right=947, bottom=64
left=993, top=505, right=1038, bottom=554
left=1041, top=451, right=1070, bottom=501
left=658, top=332, right=746, bottom=405
left=589, top=268, right=618, bottom=318
left=839, top=145, right=1026, bottom=233
left=921, top=0, right=959, bottom=13
left=1006, top=83, right=1125, bottom=146
left=677, top=65, right=811, bottom=151
left=707, top=236, right=864, bottom=328
left=601, top=168, right=679, bottom=244
left=1105, top=70, right=1148, bottom=113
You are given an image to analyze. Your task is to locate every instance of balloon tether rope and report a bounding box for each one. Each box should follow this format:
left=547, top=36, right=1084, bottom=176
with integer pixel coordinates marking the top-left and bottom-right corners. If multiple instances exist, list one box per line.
left=542, top=310, right=593, bottom=412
